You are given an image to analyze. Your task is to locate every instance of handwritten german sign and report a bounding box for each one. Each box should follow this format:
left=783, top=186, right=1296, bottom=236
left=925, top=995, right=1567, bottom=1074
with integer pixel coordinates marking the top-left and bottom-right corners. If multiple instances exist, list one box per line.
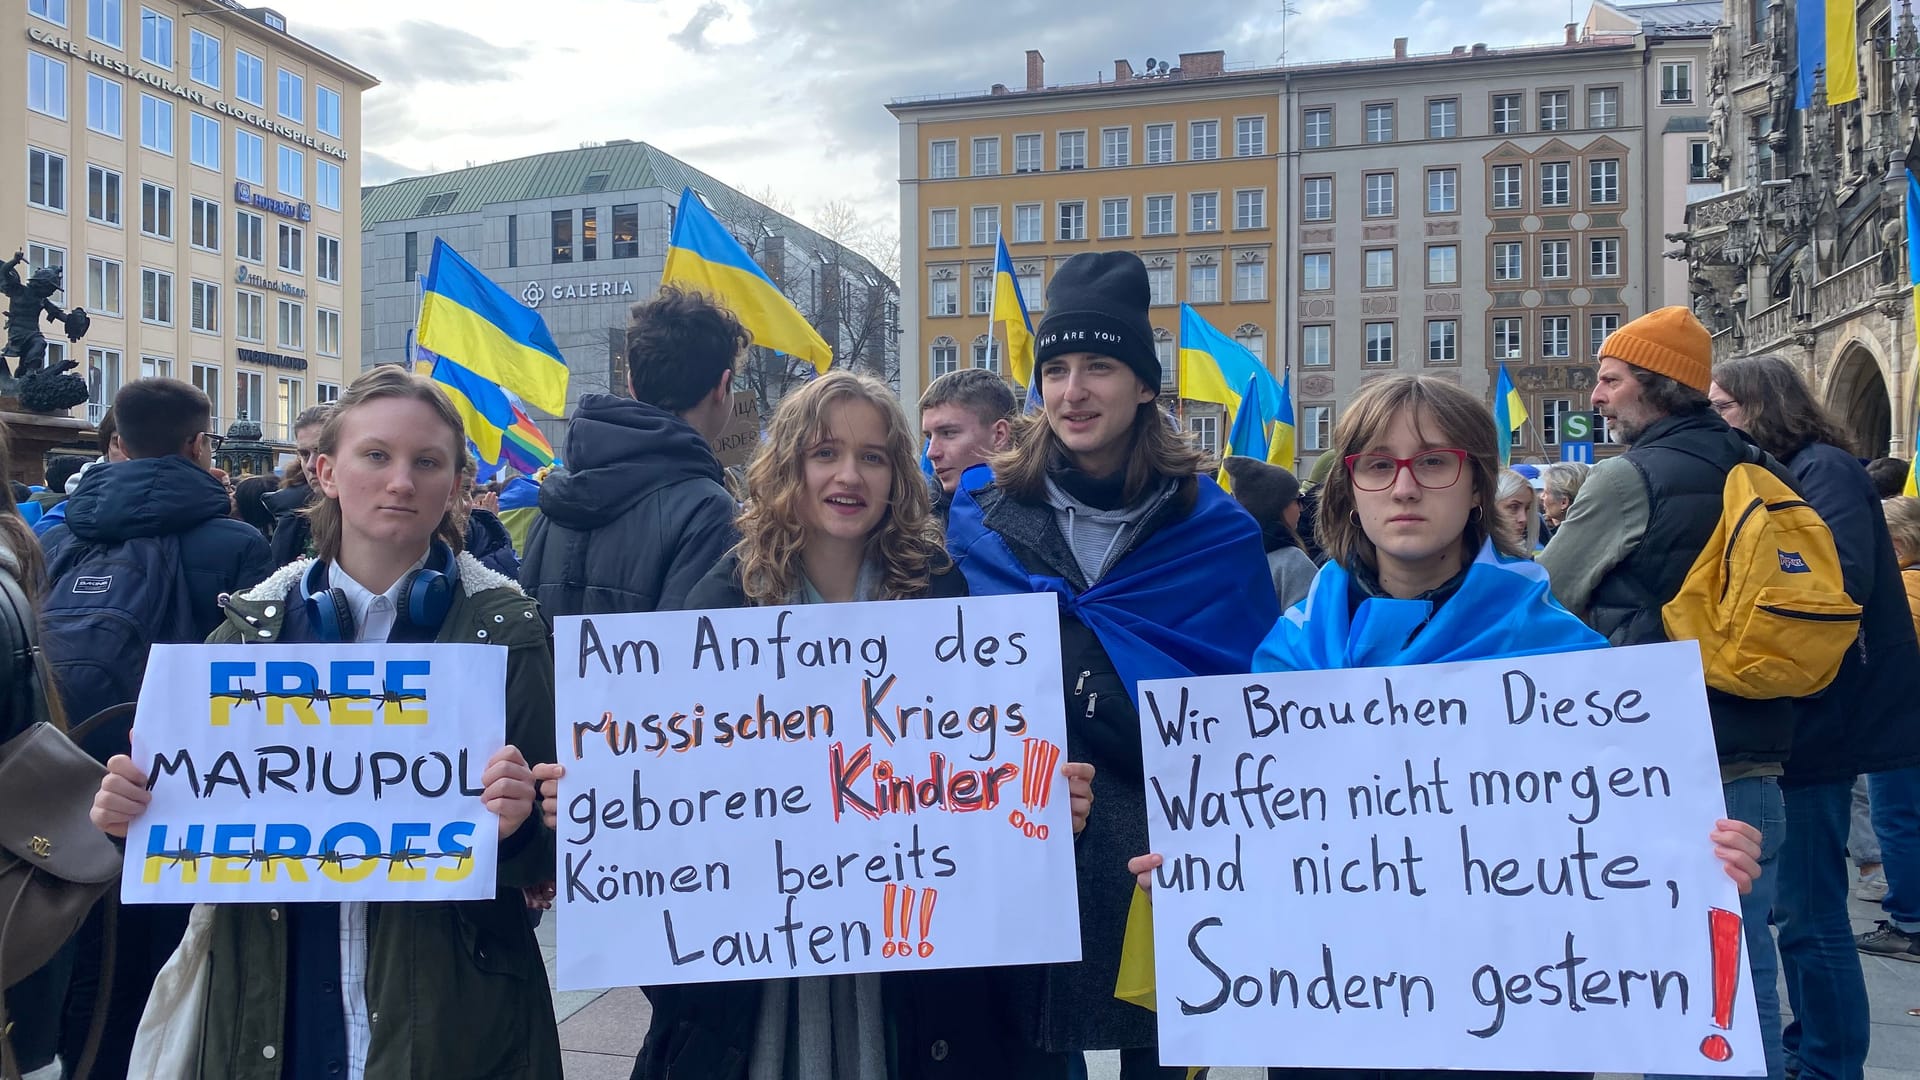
left=551, top=593, right=1080, bottom=990
left=124, top=643, right=506, bottom=903
left=1138, top=641, right=1763, bottom=1074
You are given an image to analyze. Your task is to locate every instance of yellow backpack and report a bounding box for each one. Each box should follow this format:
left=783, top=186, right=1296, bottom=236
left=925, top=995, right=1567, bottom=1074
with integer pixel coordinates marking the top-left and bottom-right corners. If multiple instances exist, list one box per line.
left=1661, top=453, right=1861, bottom=699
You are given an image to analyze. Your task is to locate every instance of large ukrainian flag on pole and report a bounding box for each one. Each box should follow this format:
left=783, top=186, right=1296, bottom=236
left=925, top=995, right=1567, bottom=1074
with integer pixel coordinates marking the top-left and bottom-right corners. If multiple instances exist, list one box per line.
left=663, top=186, right=833, bottom=374
left=1797, top=0, right=1860, bottom=106
left=1218, top=373, right=1269, bottom=491
left=992, top=236, right=1036, bottom=389
left=1495, top=363, right=1528, bottom=467
left=1179, top=304, right=1292, bottom=465
left=417, top=239, right=570, bottom=416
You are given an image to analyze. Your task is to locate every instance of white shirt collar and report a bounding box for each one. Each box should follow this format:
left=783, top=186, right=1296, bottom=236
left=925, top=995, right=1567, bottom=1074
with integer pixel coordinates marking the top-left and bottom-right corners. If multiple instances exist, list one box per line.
left=327, top=552, right=430, bottom=644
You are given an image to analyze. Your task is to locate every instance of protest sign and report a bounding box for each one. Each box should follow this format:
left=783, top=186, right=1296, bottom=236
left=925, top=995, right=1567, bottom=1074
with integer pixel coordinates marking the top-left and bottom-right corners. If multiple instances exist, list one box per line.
left=551, top=593, right=1080, bottom=990
left=1137, top=640, right=1763, bottom=1075
left=124, top=642, right=507, bottom=904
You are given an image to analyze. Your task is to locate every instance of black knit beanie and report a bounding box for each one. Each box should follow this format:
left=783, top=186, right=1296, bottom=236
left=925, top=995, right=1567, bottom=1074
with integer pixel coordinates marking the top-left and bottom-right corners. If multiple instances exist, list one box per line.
left=1033, top=252, right=1160, bottom=392
left=1222, top=456, right=1302, bottom=526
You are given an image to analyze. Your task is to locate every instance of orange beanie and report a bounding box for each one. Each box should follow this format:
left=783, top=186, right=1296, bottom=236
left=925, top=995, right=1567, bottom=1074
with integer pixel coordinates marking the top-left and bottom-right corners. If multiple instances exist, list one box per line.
left=1597, top=306, right=1712, bottom=393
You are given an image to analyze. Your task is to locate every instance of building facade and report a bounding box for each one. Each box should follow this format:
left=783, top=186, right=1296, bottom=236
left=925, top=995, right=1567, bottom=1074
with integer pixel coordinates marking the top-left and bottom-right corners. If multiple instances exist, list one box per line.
left=360, top=141, right=900, bottom=446
left=888, top=2, right=1717, bottom=468
left=9, top=0, right=374, bottom=445
left=1675, top=0, right=1918, bottom=458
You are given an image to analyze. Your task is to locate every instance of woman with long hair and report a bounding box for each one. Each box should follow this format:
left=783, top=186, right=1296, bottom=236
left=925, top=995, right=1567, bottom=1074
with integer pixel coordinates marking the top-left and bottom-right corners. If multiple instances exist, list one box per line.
left=1494, top=467, right=1542, bottom=552
left=945, top=251, right=1278, bottom=1078
left=89, top=366, right=560, bottom=1078
left=1130, top=375, right=1762, bottom=1080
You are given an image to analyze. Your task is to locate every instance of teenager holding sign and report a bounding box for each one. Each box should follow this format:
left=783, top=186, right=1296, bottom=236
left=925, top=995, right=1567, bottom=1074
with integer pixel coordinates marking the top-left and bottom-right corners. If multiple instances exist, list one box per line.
left=90, top=367, right=560, bottom=1078
left=1125, top=375, right=1763, bottom=1079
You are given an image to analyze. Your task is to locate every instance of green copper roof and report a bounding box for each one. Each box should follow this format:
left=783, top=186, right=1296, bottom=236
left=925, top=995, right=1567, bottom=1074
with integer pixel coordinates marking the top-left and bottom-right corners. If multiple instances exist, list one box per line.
left=363, top=141, right=739, bottom=230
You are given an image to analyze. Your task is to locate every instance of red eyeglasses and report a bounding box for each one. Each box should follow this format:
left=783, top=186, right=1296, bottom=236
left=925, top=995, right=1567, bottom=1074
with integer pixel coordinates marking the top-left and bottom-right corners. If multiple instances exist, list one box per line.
left=1343, top=449, right=1469, bottom=491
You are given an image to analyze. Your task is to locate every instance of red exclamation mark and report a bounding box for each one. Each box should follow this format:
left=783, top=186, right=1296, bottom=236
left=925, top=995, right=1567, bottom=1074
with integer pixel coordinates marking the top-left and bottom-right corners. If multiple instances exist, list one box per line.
left=898, top=886, right=915, bottom=961
left=881, top=883, right=898, bottom=957
left=917, top=889, right=938, bottom=958
left=1700, top=907, right=1742, bottom=1061
left=1021, top=738, right=1061, bottom=811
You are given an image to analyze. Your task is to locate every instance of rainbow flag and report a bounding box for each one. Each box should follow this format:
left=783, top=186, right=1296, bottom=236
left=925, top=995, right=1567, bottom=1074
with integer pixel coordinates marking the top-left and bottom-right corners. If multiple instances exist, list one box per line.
left=500, top=403, right=556, bottom=475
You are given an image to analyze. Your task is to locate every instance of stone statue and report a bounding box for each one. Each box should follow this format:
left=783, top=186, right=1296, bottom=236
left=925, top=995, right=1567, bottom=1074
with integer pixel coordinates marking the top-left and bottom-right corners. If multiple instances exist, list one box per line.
left=1886, top=213, right=1910, bottom=285
left=1709, top=96, right=1731, bottom=173
left=1769, top=69, right=1793, bottom=149
left=1791, top=245, right=1815, bottom=319
left=0, top=251, right=86, bottom=379
left=1895, top=4, right=1920, bottom=115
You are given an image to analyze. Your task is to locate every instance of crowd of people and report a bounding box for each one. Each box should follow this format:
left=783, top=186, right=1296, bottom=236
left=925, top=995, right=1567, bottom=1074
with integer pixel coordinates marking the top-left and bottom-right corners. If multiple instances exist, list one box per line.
left=0, top=247, right=1911, bottom=1080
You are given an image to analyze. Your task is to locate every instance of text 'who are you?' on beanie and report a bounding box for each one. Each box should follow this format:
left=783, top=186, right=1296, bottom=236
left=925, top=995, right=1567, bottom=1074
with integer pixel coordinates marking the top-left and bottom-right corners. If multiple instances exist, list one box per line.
left=1034, top=251, right=1161, bottom=392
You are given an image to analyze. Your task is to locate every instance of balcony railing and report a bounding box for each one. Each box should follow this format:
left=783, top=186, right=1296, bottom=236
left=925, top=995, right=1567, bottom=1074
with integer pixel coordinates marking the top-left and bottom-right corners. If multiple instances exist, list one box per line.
left=1812, top=256, right=1882, bottom=326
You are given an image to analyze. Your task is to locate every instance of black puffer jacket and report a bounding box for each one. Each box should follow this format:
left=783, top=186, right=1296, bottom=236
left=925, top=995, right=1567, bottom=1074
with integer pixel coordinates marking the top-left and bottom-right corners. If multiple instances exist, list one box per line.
left=464, top=506, right=520, bottom=580
left=520, top=394, right=738, bottom=618
left=264, top=480, right=314, bottom=564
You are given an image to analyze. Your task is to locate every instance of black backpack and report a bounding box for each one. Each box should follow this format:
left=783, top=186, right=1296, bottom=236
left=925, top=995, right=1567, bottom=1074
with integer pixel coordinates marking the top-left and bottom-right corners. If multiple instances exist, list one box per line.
left=40, top=535, right=196, bottom=762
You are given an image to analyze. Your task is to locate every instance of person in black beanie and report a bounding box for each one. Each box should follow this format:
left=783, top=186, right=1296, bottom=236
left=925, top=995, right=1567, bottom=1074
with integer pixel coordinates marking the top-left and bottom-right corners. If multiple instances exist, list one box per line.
left=943, top=250, right=1278, bottom=1079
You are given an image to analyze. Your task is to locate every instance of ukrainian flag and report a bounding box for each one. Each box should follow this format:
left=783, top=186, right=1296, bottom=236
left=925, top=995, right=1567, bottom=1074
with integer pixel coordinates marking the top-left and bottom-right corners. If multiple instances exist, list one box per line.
left=992, top=236, right=1036, bottom=388
left=1495, top=364, right=1528, bottom=467
left=1798, top=0, right=1860, bottom=106
left=663, top=186, right=832, bottom=374
left=1179, top=304, right=1291, bottom=462
left=1219, top=373, right=1269, bottom=491
left=417, top=239, right=569, bottom=416
left=1270, top=369, right=1297, bottom=469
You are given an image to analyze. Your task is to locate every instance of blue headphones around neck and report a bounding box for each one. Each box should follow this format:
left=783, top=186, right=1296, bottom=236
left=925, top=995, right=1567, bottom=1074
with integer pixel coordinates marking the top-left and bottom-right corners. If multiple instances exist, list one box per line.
left=303, top=540, right=459, bottom=642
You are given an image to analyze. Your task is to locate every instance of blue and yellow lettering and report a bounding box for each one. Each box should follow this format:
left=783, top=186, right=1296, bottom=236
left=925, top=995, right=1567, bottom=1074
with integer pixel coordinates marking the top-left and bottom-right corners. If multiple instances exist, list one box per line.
left=262, top=823, right=311, bottom=883
left=434, top=821, right=477, bottom=883
left=209, top=661, right=255, bottom=726
left=265, top=661, right=322, bottom=725
left=388, top=821, right=431, bottom=882
left=210, top=823, right=255, bottom=883
left=142, top=823, right=203, bottom=884
left=383, top=660, right=431, bottom=725
left=328, top=661, right=377, bottom=725
left=319, top=821, right=382, bottom=883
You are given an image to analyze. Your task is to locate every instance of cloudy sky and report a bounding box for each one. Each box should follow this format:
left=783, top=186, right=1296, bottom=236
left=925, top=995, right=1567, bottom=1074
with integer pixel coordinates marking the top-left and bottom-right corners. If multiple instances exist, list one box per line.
left=278, top=0, right=1596, bottom=239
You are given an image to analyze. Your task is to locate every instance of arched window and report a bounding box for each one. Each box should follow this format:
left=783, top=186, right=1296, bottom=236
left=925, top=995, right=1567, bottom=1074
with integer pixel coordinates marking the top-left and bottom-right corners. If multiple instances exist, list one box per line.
left=930, top=336, right=958, bottom=377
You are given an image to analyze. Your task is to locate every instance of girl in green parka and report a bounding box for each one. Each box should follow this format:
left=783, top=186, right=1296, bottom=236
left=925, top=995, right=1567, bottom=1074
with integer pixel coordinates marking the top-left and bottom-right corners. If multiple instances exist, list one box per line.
left=90, top=366, right=560, bottom=1079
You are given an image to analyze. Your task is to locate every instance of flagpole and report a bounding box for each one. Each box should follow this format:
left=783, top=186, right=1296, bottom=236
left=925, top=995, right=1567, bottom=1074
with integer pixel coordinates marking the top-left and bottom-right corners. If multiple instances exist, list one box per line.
left=986, top=232, right=1003, bottom=378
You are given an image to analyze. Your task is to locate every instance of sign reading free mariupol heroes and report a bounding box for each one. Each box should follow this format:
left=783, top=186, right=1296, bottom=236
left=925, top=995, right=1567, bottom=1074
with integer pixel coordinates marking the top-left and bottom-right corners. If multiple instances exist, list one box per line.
left=551, top=593, right=1081, bottom=990
left=1138, top=641, right=1763, bottom=1075
left=125, top=643, right=506, bottom=903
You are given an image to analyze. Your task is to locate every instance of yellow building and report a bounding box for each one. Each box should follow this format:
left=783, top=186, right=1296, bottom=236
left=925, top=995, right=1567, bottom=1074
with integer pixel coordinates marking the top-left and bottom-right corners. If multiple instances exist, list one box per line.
left=7, top=0, right=375, bottom=446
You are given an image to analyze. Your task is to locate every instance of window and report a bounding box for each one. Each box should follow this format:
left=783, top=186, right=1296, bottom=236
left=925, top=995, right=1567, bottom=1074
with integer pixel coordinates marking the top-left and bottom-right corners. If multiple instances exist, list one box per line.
left=86, top=165, right=121, bottom=225
left=1016, top=272, right=1040, bottom=310
left=29, top=149, right=66, bottom=213
left=1101, top=127, right=1130, bottom=168
left=1541, top=399, right=1574, bottom=446
left=1189, top=416, right=1219, bottom=455
left=1427, top=245, right=1458, bottom=285
left=1013, top=203, right=1042, bottom=243
left=1493, top=242, right=1523, bottom=281
left=1365, top=103, right=1395, bottom=143
left=551, top=209, right=573, bottom=262
left=139, top=355, right=172, bottom=381
left=1493, top=317, right=1524, bottom=359
left=236, top=370, right=263, bottom=425
left=1589, top=313, right=1621, bottom=359
left=86, top=256, right=122, bottom=316
left=1540, top=239, right=1571, bottom=279
left=1427, top=168, right=1457, bottom=213
left=26, top=244, right=64, bottom=275
left=1364, top=172, right=1395, bottom=217
left=1365, top=323, right=1395, bottom=364
left=140, top=268, right=171, bottom=324
left=89, top=0, right=122, bottom=47
left=87, top=75, right=122, bottom=137
left=1304, top=406, right=1333, bottom=451
left=1303, top=108, right=1332, bottom=148
left=316, top=382, right=340, bottom=405
left=190, top=279, right=217, bottom=332
left=1661, top=62, right=1693, bottom=104
left=139, top=181, right=172, bottom=240
left=1428, top=99, right=1458, bottom=139
left=276, top=377, right=304, bottom=438
left=612, top=204, right=638, bottom=259
left=1145, top=195, right=1174, bottom=236
left=189, top=28, right=219, bottom=88
left=235, top=49, right=263, bottom=106
left=140, top=7, right=172, bottom=66
left=971, top=338, right=997, bottom=372
left=30, top=0, right=67, bottom=25
left=929, top=140, right=957, bottom=179
left=277, top=147, right=303, bottom=198
left=1145, top=124, right=1174, bottom=163
left=1189, top=120, right=1219, bottom=160
left=929, top=280, right=958, bottom=316
left=235, top=209, right=263, bottom=262
left=1589, top=159, right=1619, bottom=204
left=277, top=223, right=303, bottom=273
left=316, top=161, right=341, bottom=211
left=1303, top=177, right=1333, bottom=221
left=1539, top=162, right=1570, bottom=207
left=1234, top=189, right=1265, bottom=230
left=971, top=206, right=999, bottom=247
left=1492, top=164, right=1523, bottom=209
left=1057, top=131, right=1087, bottom=170
left=1541, top=315, right=1571, bottom=357
left=235, top=289, right=263, bottom=341
left=140, top=94, right=173, bottom=154
left=189, top=113, right=219, bottom=170
left=316, top=309, right=341, bottom=357
left=1013, top=134, right=1041, bottom=173
left=1302, top=252, right=1331, bottom=291
left=1146, top=265, right=1174, bottom=306
left=235, top=130, right=263, bottom=183
left=1538, top=90, right=1569, bottom=131
left=1302, top=325, right=1331, bottom=367
left=1365, top=248, right=1396, bottom=288
left=276, top=299, right=302, bottom=350
left=1235, top=116, right=1266, bottom=157
left=1234, top=327, right=1267, bottom=363
left=1100, top=198, right=1129, bottom=238
left=192, top=363, right=221, bottom=427
left=86, top=349, right=121, bottom=424
left=1590, top=237, right=1621, bottom=278
left=1588, top=87, right=1619, bottom=128
left=1188, top=264, right=1220, bottom=303
left=970, top=275, right=991, bottom=316
left=1057, top=201, right=1086, bottom=241
left=316, top=234, right=339, bottom=282
left=970, top=137, right=999, bottom=177
left=277, top=68, right=303, bottom=123
left=1492, top=93, right=1522, bottom=134
left=1689, top=140, right=1713, bottom=182
left=1752, top=114, right=1780, bottom=181
left=930, top=339, right=958, bottom=376
left=1427, top=320, right=1458, bottom=362
left=1190, top=192, right=1219, bottom=232
left=1228, top=260, right=1268, bottom=305
left=1156, top=334, right=1176, bottom=393
left=316, top=85, right=341, bottom=138
left=29, top=54, right=67, bottom=119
